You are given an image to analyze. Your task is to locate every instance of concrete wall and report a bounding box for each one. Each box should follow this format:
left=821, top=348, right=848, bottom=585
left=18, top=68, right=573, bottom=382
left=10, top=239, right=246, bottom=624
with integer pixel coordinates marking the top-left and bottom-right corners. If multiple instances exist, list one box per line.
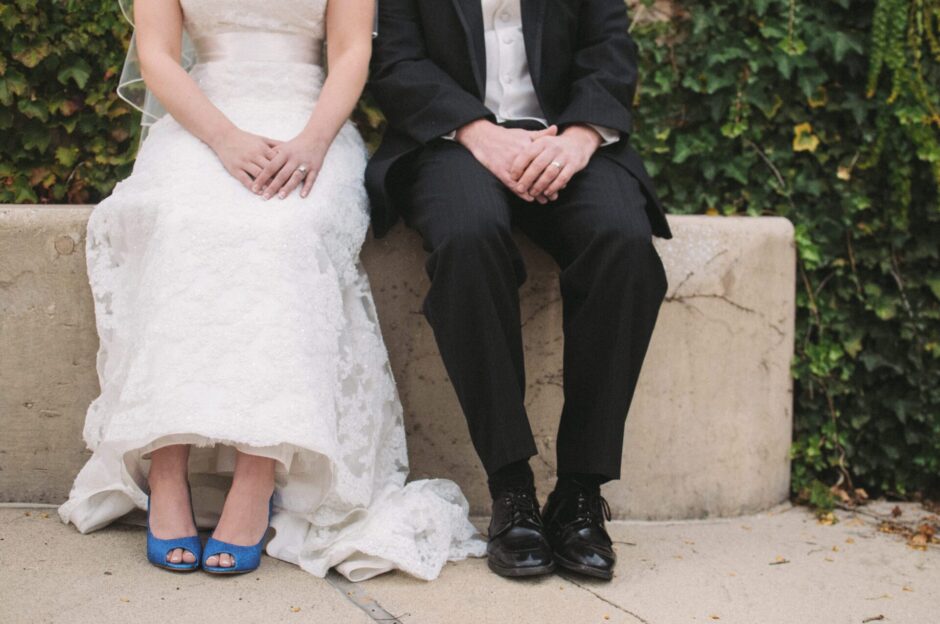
left=0, top=205, right=795, bottom=519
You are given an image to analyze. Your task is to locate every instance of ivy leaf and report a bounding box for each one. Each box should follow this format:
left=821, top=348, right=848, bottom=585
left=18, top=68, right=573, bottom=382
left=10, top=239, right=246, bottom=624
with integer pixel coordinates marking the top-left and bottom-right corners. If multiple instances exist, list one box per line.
left=832, top=31, right=863, bottom=63
left=926, top=278, right=940, bottom=302
left=793, top=122, right=820, bottom=153
left=57, top=59, right=92, bottom=88
left=11, top=40, right=51, bottom=68
left=54, top=145, right=78, bottom=167
left=21, top=124, right=51, bottom=152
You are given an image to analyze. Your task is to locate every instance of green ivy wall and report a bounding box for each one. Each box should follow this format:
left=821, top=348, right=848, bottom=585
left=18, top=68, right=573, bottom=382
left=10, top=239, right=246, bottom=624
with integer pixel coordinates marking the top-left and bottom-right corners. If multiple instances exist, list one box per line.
left=2, top=0, right=938, bottom=500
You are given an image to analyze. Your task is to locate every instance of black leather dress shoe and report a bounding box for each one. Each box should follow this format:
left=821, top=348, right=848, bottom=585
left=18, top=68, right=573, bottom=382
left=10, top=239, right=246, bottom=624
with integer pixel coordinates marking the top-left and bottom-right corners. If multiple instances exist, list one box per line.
left=486, top=487, right=556, bottom=577
left=542, top=488, right=616, bottom=580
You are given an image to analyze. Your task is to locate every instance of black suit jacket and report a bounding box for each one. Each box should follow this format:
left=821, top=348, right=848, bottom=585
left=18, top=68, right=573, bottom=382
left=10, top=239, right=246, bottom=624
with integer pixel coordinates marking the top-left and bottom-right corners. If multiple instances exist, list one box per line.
left=364, top=0, right=672, bottom=239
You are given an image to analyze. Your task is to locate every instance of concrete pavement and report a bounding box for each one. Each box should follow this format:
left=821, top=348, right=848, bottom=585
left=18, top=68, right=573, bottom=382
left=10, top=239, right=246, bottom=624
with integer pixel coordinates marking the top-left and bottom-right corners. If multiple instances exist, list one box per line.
left=1, top=501, right=936, bottom=624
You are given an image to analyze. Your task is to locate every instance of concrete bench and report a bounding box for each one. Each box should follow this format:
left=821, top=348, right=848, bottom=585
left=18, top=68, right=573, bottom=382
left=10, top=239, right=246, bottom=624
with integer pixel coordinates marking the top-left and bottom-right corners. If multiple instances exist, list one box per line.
left=0, top=205, right=795, bottom=519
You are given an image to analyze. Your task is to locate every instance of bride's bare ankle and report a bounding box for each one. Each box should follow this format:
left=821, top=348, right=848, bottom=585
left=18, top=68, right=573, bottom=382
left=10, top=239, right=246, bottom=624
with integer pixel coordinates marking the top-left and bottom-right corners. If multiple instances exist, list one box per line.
left=148, top=444, right=191, bottom=489
left=231, top=453, right=276, bottom=490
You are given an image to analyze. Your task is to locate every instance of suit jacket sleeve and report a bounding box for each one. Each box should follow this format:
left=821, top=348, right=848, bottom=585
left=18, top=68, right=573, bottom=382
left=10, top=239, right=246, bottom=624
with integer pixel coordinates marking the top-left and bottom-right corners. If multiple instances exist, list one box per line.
left=370, top=0, right=494, bottom=144
left=555, top=0, right=638, bottom=136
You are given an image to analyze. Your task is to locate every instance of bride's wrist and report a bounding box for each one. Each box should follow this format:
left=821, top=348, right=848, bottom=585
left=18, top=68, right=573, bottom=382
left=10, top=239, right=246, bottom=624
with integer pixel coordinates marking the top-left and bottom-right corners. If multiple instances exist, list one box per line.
left=207, top=123, right=240, bottom=152
left=296, top=127, right=333, bottom=152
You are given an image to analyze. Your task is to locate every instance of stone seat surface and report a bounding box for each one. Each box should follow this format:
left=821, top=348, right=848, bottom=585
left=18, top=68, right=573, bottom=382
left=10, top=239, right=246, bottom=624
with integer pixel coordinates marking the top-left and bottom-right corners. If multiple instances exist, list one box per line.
left=0, top=205, right=795, bottom=519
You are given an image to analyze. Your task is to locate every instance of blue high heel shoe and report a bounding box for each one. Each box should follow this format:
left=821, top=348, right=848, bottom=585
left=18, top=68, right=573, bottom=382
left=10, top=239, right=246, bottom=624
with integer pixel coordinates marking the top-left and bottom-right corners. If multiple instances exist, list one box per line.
left=146, top=493, right=202, bottom=572
left=202, top=496, right=273, bottom=575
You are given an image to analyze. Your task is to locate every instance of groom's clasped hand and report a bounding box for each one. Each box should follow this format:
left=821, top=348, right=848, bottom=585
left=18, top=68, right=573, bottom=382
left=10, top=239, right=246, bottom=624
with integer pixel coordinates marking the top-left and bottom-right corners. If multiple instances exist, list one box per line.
left=454, top=119, right=602, bottom=204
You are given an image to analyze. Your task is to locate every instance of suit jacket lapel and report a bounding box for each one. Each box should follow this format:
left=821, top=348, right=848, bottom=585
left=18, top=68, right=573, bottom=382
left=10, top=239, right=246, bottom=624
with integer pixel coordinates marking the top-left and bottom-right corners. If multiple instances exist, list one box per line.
left=451, top=0, right=487, bottom=97
left=521, top=0, right=546, bottom=87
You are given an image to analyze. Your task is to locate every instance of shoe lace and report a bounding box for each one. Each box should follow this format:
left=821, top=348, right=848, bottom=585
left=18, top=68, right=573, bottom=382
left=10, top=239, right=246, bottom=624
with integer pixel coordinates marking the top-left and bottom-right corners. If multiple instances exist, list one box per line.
left=561, top=491, right=612, bottom=532
left=501, top=488, right=541, bottom=525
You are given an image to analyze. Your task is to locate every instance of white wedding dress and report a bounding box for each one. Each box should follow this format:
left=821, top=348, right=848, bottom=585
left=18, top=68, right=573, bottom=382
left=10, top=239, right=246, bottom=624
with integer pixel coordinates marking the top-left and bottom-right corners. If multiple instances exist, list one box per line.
left=58, top=0, right=486, bottom=581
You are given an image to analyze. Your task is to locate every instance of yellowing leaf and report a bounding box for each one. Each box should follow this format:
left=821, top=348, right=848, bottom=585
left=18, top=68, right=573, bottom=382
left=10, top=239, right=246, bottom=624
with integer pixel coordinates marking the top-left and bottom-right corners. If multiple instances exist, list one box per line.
left=793, top=123, right=820, bottom=153
left=808, top=86, right=828, bottom=108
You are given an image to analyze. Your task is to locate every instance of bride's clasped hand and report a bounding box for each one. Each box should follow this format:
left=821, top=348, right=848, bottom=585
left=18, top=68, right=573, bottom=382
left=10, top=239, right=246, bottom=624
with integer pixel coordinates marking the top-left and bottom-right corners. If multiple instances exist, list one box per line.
left=208, top=124, right=331, bottom=201
left=250, top=132, right=331, bottom=200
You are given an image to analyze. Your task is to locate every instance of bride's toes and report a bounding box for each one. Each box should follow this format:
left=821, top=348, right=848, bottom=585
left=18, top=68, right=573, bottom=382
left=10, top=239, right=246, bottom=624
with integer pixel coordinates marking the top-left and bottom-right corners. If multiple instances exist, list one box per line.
left=220, top=553, right=234, bottom=568
left=166, top=548, right=196, bottom=564
left=205, top=554, right=219, bottom=567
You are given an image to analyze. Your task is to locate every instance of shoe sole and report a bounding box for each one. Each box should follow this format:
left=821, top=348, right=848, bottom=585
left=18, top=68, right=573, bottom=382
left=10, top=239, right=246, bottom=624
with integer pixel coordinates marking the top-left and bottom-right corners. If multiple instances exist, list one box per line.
left=554, top=554, right=614, bottom=581
left=487, top=558, right=556, bottom=578
left=202, top=566, right=257, bottom=575
left=150, top=562, right=200, bottom=573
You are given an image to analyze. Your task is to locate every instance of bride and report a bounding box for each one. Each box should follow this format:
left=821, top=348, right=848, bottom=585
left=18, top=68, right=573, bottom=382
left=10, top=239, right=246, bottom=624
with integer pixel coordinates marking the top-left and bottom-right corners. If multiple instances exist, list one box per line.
left=58, top=0, right=485, bottom=580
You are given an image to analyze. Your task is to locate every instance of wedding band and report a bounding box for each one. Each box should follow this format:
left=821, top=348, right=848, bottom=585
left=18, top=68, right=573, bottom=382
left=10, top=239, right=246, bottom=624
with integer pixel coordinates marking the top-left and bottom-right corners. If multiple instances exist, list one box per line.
left=551, top=161, right=563, bottom=169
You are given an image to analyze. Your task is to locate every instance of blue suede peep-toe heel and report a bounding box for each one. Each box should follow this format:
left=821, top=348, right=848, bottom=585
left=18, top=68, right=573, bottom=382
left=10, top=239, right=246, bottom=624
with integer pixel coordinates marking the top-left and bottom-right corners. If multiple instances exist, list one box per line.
left=146, top=494, right=202, bottom=572
left=202, top=497, right=273, bottom=575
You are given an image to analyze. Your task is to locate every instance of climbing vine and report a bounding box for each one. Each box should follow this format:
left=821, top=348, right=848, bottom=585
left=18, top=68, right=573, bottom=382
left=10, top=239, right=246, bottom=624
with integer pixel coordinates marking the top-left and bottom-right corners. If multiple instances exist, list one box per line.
left=630, top=0, right=939, bottom=502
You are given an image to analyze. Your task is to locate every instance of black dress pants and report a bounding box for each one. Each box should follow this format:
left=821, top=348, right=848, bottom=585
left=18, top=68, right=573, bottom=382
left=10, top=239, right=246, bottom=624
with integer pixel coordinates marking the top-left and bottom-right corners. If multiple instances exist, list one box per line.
left=401, top=140, right=668, bottom=480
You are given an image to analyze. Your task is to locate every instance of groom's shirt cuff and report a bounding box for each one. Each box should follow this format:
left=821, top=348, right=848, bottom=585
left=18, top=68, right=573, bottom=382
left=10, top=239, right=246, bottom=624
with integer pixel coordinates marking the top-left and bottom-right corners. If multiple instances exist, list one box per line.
left=590, top=124, right=620, bottom=146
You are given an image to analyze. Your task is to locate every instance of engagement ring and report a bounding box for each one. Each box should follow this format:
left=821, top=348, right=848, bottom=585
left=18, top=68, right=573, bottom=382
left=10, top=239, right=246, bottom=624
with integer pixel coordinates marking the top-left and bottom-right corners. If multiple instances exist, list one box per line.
left=297, top=164, right=309, bottom=175
left=551, top=161, right=563, bottom=169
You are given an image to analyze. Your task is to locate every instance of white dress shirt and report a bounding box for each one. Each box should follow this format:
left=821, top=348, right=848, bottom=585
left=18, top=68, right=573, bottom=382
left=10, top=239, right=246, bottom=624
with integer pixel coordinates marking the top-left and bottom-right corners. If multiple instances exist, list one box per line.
left=447, top=0, right=619, bottom=145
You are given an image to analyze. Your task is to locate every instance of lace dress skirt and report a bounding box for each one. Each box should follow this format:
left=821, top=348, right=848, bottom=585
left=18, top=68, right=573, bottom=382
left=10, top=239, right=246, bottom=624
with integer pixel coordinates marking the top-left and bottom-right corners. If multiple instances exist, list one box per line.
left=57, top=58, right=486, bottom=581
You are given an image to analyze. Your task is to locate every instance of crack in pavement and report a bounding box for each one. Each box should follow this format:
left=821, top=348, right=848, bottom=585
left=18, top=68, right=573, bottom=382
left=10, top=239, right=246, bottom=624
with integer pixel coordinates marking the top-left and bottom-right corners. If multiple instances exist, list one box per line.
left=325, top=571, right=407, bottom=623
left=558, top=571, right=652, bottom=624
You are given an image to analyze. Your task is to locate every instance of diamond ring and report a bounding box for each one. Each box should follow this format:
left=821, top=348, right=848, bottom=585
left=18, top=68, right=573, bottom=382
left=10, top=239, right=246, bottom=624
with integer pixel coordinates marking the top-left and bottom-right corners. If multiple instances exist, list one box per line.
left=550, top=161, right=563, bottom=169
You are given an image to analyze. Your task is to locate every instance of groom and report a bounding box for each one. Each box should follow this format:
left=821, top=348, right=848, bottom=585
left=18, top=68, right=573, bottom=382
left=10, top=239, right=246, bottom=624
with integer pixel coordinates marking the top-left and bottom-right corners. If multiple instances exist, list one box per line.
left=366, top=0, right=670, bottom=580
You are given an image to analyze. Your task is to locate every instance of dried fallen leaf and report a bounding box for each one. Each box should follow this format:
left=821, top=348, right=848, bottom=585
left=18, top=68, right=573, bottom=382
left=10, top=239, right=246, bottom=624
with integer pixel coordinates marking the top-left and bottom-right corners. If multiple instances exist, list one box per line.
left=891, top=506, right=903, bottom=518
left=845, top=538, right=855, bottom=544
left=120, top=598, right=130, bottom=603
left=862, top=616, right=885, bottom=623
left=832, top=487, right=853, bottom=505
left=818, top=512, right=837, bottom=526
left=909, top=534, right=928, bottom=550
left=902, top=586, right=913, bottom=592
left=290, top=607, right=301, bottom=613
left=709, top=615, right=720, bottom=621
left=832, top=545, right=840, bottom=552
left=769, top=556, right=790, bottom=565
